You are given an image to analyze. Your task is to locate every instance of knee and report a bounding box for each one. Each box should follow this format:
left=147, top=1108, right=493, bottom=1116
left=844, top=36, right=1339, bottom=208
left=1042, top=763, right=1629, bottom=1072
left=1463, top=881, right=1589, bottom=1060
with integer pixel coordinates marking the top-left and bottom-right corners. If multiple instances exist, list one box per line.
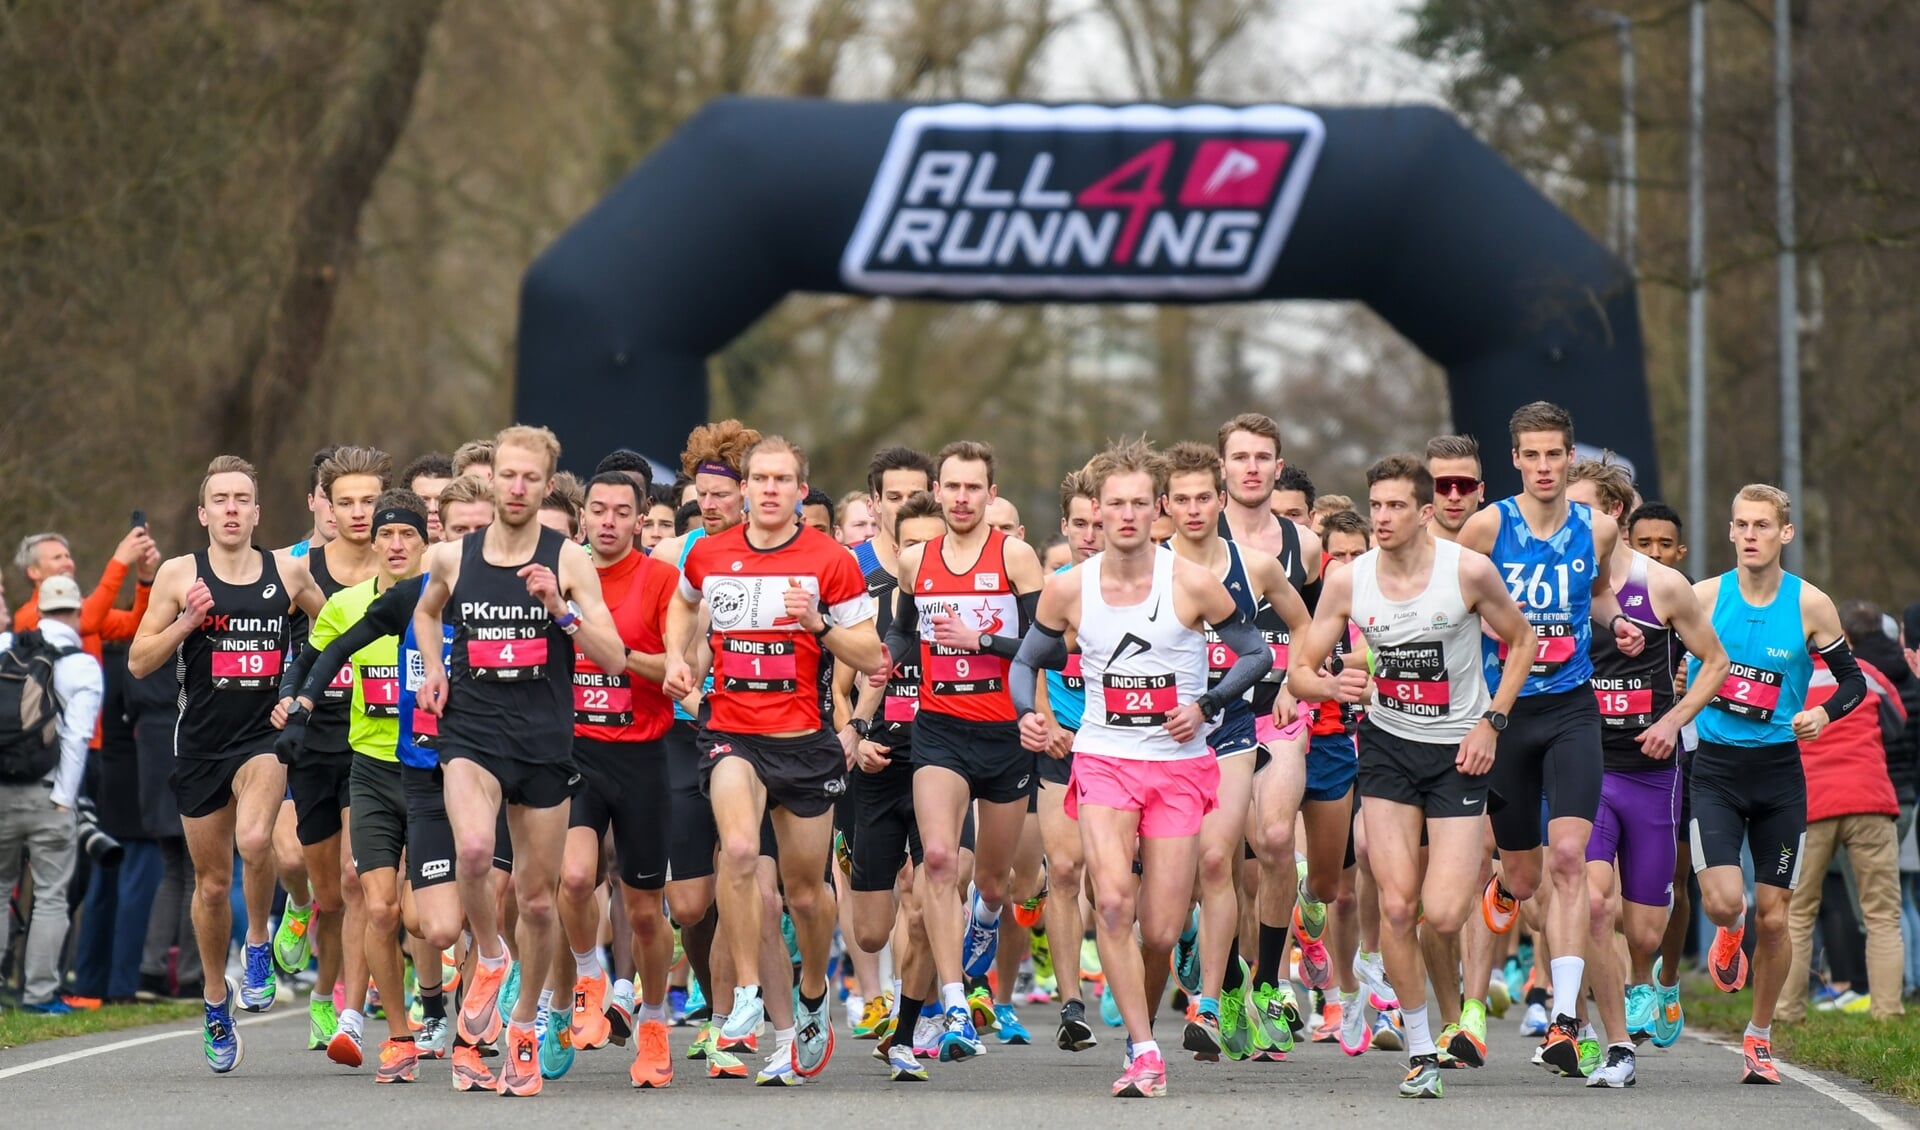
left=665, top=888, right=711, bottom=927
left=718, top=834, right=760, bottom=878
left=1198, top=844, right=1234, bottom=889
left=453, top=833, right=495, bottom=878
left=783, top=879, right=825, bottom=921
left=514, top=883, right=555, bottom=926
left=423, top=918, right=463, bottom=952
left=1254, top=819, right=1294, bottom=861
left=1699, top=885, right=1743, bottom=924
left=1547, top=840, right=1587, bottom=884
left=1329, top=883, right=1357, bottom=920
left=1140, top=917, right=1181, bottom=954
left=1754, top=898, right=1789, bottom=941
left=1586, top=887, right=1615, bottom=935
left=852, top=916, right=893, bottom=955
left=1050, top=856, right=1083, bottom=895
left=921, top=841, right=959, bottom=885
left=1378, top=889, right=1420, bottom=934
left=367, top=893, right=401, bottom=935
left=195, top=871, right=232, bottom=904
left=235, top=825, right=272, bottom=862
left=973, top=870, right=1007, bottom=908
left=1093, top=887, right=1134, bottom=933
left=558, top=863, right=597, bottom=909
left=1627, top=920, right=1664, bottom=957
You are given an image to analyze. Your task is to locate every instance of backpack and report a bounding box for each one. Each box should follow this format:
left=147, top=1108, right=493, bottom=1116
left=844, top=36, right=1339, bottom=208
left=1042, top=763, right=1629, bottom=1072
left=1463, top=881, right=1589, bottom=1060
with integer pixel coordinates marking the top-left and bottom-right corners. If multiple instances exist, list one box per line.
left=0, top=630, right=81, bottom=783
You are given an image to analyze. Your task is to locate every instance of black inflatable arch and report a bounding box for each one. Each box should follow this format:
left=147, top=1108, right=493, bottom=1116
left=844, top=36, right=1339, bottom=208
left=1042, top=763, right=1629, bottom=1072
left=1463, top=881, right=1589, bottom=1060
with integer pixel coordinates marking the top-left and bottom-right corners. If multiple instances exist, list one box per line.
left=516, top=98, right=1655, bottom=495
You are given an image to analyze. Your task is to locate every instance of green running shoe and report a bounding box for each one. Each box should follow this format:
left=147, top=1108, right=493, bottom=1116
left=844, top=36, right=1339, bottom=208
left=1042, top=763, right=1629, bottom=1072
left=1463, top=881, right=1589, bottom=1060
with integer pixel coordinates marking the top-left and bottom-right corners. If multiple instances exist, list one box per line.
left=1031, top=930, right=1055, bottom=984
left=686, top=1023, right=714, bottom=1061
left=273, top=904, right=314, bottom=977
left=1576, top=1037, right=1602, bottom=1078
left=308, top=995, right=338, bottom=1050
left=1250, top=982, right=1297, bottom=1055
left=1399, top=1054, right=1443, bottom=1098
left=1218, top=987, right=1254, bottom=1061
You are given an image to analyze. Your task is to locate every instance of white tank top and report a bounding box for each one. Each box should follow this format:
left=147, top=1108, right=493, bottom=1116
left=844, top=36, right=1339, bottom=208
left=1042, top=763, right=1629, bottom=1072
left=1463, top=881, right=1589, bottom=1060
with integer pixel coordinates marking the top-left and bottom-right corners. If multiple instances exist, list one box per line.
left=1073, top=549, right=1211, bottom=762
left=1351, top=537, right=1491, bottom=745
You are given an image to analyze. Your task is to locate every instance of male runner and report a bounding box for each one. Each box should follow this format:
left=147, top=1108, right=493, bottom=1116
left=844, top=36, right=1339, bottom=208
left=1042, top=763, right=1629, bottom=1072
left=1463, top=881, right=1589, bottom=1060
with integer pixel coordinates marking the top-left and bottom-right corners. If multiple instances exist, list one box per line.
left=1162, top=442, right=1313, bottom=1062
left=1271, top=465, right=1315, bottom=527
left=1688, top=484, right=1866, bottom=1084
left=664, top=435, right=885, bottom=1086
left=404, top=453, right=454, bottom=542
left=986, top=498, right=1025, bottom=542
left=413, top=425, right=629, bottom=1098
left=886, top=440, right=1046, bottom=1061
left=452, top=440, right=495, bottom=481
left=559, top=470, right=681, bottom=1088
left=1289, top=454, right=1537, bottom=1099
left=1322, top=510, right=1370, bottom=565
left=1564, top=460, right=1728, bottom=1088
left=1456, top=402, right=1645, bottom=1079
left=1011, top=440, right=1275, bottom=1098
left=129, top=456, right=326, bottom=1072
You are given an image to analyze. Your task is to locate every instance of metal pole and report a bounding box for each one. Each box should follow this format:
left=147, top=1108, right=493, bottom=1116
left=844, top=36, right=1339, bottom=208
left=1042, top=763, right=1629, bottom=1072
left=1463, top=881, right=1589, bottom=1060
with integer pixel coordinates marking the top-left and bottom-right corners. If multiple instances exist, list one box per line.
left=1617, top=14, right=1637, bottom=273
left=1687, top=0, right=1708, bottom=577
left=1775, top=0, right=1802, bottom=572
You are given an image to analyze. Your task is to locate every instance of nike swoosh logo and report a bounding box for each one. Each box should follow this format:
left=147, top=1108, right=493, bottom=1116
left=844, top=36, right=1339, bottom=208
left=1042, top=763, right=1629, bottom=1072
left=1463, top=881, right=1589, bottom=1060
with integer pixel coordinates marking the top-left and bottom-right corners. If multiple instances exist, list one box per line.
left=1147, top=598, right=1161, bottom=622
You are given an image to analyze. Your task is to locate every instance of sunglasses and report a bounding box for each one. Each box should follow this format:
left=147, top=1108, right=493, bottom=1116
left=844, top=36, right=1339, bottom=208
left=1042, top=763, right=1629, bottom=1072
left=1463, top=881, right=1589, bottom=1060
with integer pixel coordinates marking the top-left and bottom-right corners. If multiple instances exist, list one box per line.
left=1434, top=476, right=1481, bottom=498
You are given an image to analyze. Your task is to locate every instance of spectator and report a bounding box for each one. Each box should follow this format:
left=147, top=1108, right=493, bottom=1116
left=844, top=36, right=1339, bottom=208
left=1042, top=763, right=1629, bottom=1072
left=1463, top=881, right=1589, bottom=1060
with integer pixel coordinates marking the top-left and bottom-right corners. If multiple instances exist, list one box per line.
left=1846, top=601, right=1920, bottom=847
left=14, top=528, right=157, bottom=749
left=68, top=644, right=161, bottom=1004
left=1777, top=622, right=1908, bottom=1021
left=0, top=575, right=105, bottom=1013
left=128, top=643, right=197, bottom=1001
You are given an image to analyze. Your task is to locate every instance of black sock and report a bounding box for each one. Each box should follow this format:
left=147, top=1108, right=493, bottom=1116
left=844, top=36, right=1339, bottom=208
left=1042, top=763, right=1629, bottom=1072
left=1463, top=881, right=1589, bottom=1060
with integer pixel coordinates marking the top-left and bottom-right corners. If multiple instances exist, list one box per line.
left=800, top=988, right=826, bottom=1012
left=421, top=987, right=446, bottom=1020
left=393, top=1034, right=415, bottom=1043
left=1256, top=922, right=1288, bottom=988
left=895, top=995, right=924, bottom=1038
left=1223, top=938, right=1245, bottom=993
left=1526, top=986, right=1549, bottom=1007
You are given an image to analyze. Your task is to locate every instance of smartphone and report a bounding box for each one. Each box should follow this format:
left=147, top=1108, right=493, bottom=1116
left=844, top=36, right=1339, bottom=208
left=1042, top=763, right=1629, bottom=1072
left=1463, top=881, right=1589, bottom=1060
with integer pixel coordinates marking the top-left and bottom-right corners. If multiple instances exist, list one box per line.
left=131, top=509, right=147, bottom=530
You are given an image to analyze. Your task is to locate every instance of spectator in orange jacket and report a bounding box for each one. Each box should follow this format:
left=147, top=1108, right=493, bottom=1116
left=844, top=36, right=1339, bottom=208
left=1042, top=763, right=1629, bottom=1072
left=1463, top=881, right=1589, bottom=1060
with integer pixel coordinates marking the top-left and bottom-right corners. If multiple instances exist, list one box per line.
left=14, top=527, right=160, bottom=745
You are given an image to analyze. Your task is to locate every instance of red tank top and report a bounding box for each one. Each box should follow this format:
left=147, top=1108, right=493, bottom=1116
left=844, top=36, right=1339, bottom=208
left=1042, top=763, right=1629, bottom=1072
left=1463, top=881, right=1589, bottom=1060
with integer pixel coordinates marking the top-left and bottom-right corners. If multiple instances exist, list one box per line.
left=573, top=549, right=678, bottom=743
left=917, top=530, right=1019, bottom=723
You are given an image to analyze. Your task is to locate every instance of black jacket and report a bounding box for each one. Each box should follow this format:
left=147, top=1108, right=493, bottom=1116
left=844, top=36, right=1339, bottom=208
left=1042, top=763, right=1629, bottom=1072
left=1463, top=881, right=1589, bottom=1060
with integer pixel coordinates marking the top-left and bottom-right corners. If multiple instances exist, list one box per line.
left=1855, top=633, right=1920, bottom=806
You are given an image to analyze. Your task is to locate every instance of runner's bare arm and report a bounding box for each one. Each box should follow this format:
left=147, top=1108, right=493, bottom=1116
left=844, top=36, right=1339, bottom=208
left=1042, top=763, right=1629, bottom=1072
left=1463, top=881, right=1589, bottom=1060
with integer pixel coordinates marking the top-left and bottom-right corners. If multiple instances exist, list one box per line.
left=554, top=543, right=627, bottom=674
left=1247, top=552, right=1312, bottom=641
left=1287, top=565, right=1355, bottom=703
left=128, top=555, right=198, bottom=678
left=1650, top=562, right=1730, bottom=738
left=411, top=542, right=459, bottom=710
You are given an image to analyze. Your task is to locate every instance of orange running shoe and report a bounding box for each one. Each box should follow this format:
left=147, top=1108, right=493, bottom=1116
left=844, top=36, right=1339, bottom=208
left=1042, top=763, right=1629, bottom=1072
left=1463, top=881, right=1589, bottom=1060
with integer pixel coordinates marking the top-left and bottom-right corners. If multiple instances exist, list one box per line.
left=1012, top=889, right=1048, bottom=929
left=458, top=955, right=508, bottom=1047
left=630, top=1019, right=674, bottom=1088
left=716, top=1030, right=758, bottom=1054
left=1709, top=925, right=1749, bottom=993
left=327, top=1027, right=364, bottom=1068
left=1539, top=1016, right=1581, bottom=1077
left=572, top=973, right=612, bottom=1049
left=1312, top=1001, right=1342, bottom=1043
left=1481, top=877, right=1519, bottom=934
left=1740, top=1033, right=1780, bottom=1084
left=450, top=1043, right=496, bottom=1092
left=375, top=1038, right=419, bottom=1083
left=497, top=1025, right=542, bottom=1097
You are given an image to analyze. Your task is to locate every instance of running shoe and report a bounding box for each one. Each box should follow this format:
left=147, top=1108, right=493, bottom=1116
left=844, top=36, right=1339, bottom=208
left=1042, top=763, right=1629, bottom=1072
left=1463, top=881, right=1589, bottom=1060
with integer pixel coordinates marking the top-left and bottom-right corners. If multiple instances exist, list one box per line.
left=962, top=890, right=1001, bottom=979
left=238, top=942, right=276, bottom=1012
left=1032, top=930, right=1055, bottom=983
left=1399, top=1054, right=1443, bottom=1098
left=1450, top=997, right=1487, bottom=1067
left=855, top=993, right=892, bottom=1038
left=1651, top=959, right=1684, bottom=1048
left=686, top=1022, right=714, bottom=1060
left=938, top=1005, right=984, bottom=1061
left=1354, top=950, right=1398, bottom=1011
left=459, top=956, right=508, bottom=1047
left=308, top=995, right=337, bottom=1050
left=1219, top=988, right=1254, bottom=1061
left=1519, top=1001, right=1550, bottom=1037
left=497, top=959, right=521, bottom=1021
left=1313, top=1001, right=1342, bottom=1043
left=1577, top=1036, right=1602, bottom=1078
left=912, top=1007, right=943, bottom=1058
left=441, top=947, right=461, bottom=995
left=994, top=1003, right=1031, bottom=1044
left=969, top=985, right=998, bottom=1031
left=605, top=980, right=636, bottom=1046
left=366, top=982, right=384, bottom=1020
left=1709, top=924, right=1749, bottom=992
left=539, top=1007, right=574, bottom=1079
left=1029, top=971, right=1056, bottom=1005
left=833, top=829, right=853, bottom=876
left=1587, top=1044, right=1636, bottom=1088
left=720, top=986, right=766, bottom=1047
left=1174, top=908, right=1201, bottom=995
left=1481, top=877, right=1519, bottom=934
left=668, top=986, right=690, bottom=1026
left=630, top=1019, right=673, bottom=1088
left=272, top=905, right=314, bottom=977
left=1080, top=936, right=1104, bottom=983
left=1489, top=975, right=1511, bottom=1019
left=795, top=990, right=834, bottom=1076
left=1058, top=998, right=1097, bottom=1051
left=375, top=1038, right=419, bottom=1083
left=1370, top=1009, right=1405, bottom=1052
left=1338, top=995, right=1371, bottom=1055
left=707, top=1042, right=748, bottom=1080
left=1249, top=983, right=1297, bottom=1055
left=450, top=1043, right=496, bottom=1092
left=1100, top=983, right=1123, bottom=1027
left=1740, top=1033, right=1780, bottom=1084
left=886, top=1040, right=928, bottom=1081
left=499, top=1025, right=542, bottom=1096
left=1539, top=1015, right=1581, bottom=1077
left=1503, top=956, right=1527, bottom=1003
left=327, top=1024, right=363, bottom=1068
left=1112, top=1048, right=1167, bottom=1098
left=418, top=1015, right=452, bottom=1059
left=572, top=972, right=611, bottom=1049
left=755, top=1042, right=802, bottom=1087
left=1626, top=983, right=1657, bottom=1043
left=1013, top=885, right=1048, bottom=929
left=1293, top=875, right=1331, bottom=990
left=203, top=978, right=243, bottom=1074
left=1276, top=980, right=1307, bottom=1037
left=1831, top=989, right=1873, bottom=1015
left=1184, top=1007, right=1223, bottom=1060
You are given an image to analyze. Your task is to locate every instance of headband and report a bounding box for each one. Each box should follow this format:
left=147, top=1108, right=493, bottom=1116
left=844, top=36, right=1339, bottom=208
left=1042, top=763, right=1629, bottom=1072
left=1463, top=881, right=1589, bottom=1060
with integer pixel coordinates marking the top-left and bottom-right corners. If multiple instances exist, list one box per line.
left=694, top=460, right=741, bottom=481
left=373, top=508, right=430, bottom=541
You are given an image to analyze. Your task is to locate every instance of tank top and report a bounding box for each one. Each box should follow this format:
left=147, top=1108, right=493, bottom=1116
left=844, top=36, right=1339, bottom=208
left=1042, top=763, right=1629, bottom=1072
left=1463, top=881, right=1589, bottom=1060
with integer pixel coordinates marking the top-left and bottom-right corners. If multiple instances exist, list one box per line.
left=1353, top=538, right=1490, bottom=745
left=917, top=530, right=1019, bottom=724
left=1219, top=513, right=1303, bottom=715
left=671, top=528, right=709, bottom=724
left=1200, top=542, right=1259, bottom=732
left=175, top=548, right=289, bottom=760
left=573, top=549, right=675, bottom=744
left=1483, top=497, right=1598, bottom=696
left=1073, top=549, right=1210, bottom=761
left=1589, top=552, right=1676, bottom=771
left=1690, top=571, right=1810, bottom=747
left=1043, top=564, right=1086, bottom=731
left=440, top=526, right=574, bottom=762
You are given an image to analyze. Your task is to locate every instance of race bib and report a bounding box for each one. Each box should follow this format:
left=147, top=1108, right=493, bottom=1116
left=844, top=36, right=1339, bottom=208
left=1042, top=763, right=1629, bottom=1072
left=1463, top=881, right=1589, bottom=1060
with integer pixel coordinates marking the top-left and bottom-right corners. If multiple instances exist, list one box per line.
left=1102, top=673, right=1176, bottom=727
left=1592, top=676, right=1653, bottom=729
left=720, top=637, right=798, bottom=693
left=465, top=630, right=548, bottom=681
left=323, top=662, right=354, bottom=702
left=573, top=670, right=635, bottom=726
left=211, top=644, right=281, bottom=690
left=927, top=648, right=1005, bottom=696
left=1500, top=621, right=1576, bottom=676
left=1709, top=662, right=1784, bottom=722
left=359, top=664, right=400, bottom=718
left=1373, top=643, right=1450, bottom=719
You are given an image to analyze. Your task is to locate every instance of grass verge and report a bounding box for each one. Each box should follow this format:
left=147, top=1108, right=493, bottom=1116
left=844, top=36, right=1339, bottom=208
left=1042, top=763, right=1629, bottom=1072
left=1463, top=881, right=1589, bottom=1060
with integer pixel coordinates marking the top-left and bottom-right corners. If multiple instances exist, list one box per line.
left=0, top=1001, right=200, bottom=1050
left=1681, top=976, right=1920, bottom=1106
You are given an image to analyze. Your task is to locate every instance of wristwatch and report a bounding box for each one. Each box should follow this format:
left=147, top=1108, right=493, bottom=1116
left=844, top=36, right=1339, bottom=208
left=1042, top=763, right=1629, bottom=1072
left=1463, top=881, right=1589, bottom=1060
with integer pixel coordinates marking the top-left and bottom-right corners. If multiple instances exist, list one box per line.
left=1482, top=709, right=1509, bottom=732
left=851, top=718, right=873, bottom=738
left=1196, top=693, right=1222, bottom=722
left=979, top=631, right=998, bottom=653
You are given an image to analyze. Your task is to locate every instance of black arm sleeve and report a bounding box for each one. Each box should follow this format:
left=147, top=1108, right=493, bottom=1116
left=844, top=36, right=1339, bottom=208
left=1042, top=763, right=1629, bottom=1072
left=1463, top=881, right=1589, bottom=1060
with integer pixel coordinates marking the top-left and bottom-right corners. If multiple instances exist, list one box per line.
left=885, top=589, right=919, bottom=671
left=1010, top=622, right=1069, bottom=717
left=980, top=590, right=1040, bottom=660
left=1817, top=637, right=1869, bottom=723
left=1198, top=611, right=1274, bottom=714
left=287, top=577, right=425, bottom=704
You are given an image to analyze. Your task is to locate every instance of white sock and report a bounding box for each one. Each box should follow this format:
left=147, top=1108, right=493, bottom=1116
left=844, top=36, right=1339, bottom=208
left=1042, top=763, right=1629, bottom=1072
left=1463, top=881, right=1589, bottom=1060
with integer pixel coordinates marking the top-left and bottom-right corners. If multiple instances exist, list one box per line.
left=972, top=896, right=1001, bottom=927
left=477, top=936, right=508, bottom=968
left=285, top=893, right=311, bottom=911
left=1579, top=1022, right=1598, bottom=1041
left=1132, top=1038, right=1160, bottom=1059
left=638, top=1000, right=668, bottom=1024
left=1548, top=956, right=1585, bottom=1021
left=1338, top=988, right=1360, bottom=1008
left=537, top=988, right=554, bottom=1012
left=848, top=994, right=865, bottom=1020
left=774, top=1025, right=795, bottom=1048
left=339, top=1008, right=365, bottom=1039
left=574, top=947, right=601, bottom=978
left=891, top=980, right=903, bottom=1016
left=1745, top=1022, right=1770, bottom=1041
left=1731, top=906, right=1747, bottom=933
left=941, top=982, right=967, bottom=1012
left=1402, top=1003, right=1436, bottom=1057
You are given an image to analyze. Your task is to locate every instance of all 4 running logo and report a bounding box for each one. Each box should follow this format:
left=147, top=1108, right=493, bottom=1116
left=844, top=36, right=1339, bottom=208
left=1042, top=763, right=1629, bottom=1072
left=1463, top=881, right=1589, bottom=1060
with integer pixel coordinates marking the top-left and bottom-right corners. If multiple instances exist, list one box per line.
left=842, top=103, right=1326, bottom=298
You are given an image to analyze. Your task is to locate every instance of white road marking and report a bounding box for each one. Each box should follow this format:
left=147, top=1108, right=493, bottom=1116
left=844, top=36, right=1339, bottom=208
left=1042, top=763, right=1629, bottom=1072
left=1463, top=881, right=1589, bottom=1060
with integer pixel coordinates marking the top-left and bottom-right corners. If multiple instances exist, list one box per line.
left=1684, top=1029, right=1914, bottom=1129
left=0, top=1007, right=299, bottom=1080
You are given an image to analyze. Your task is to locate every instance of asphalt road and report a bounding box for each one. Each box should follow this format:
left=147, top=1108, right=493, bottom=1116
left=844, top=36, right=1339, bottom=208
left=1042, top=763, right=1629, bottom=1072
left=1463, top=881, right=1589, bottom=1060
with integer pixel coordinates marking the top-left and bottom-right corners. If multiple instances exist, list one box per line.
left=1, top=995, right=1913, bottom=1129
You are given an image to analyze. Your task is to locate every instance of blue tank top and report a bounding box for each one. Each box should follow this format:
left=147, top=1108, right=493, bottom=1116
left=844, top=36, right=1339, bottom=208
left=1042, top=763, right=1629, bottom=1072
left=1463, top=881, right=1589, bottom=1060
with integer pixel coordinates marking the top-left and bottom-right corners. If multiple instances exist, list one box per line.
left=1044, top=563, right=1086, bottom=731
left=397, top=572, right=456, bottom=770
left=1690, top=571, right=1810, bottom=747
left=1201, top=542, right=1259, bottom=727
left=672, top=528, right=710, bottom=723
left=1483, top=497, right=1598, bottom=695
